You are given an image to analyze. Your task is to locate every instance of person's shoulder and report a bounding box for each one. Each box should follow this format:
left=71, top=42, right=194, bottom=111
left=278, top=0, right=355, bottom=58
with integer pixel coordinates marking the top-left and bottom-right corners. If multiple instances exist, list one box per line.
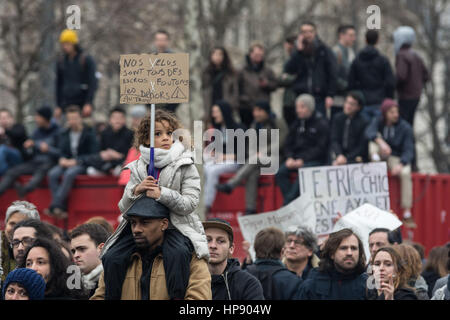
left=395, top=287, right=418, bottom=300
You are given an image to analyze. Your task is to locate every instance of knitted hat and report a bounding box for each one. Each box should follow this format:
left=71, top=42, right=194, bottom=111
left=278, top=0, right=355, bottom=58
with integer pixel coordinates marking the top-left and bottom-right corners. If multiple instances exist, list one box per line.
left=381, top=98, right=398, bottom=116
left=36, top=105, right=53, bottom=122
left=2, top=268, right=46, bottom=300
left=296, top=94, right=315, bottom=113
left=254, top=100, right=271, bottom=116
left=59, top=29, right=79, bottom=44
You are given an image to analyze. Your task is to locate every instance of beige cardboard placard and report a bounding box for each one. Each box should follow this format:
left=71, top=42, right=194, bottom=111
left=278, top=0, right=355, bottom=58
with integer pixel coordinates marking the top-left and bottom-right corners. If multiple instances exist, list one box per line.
left=119, top=53, right=189, bottom=104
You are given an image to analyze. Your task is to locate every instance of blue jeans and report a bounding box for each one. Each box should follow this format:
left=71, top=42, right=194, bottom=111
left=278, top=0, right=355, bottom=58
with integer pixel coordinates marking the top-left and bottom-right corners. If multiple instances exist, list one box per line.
left=276, top=160, right=321, bottom=206
left=0, top=145, right=22, bottom=175
left=360, top=104, right=381, bottom=123
left=48, top=164, right=85, bottom=210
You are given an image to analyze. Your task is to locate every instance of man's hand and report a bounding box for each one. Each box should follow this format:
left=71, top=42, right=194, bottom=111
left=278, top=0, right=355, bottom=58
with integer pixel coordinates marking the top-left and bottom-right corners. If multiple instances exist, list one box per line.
left=325, top=96, right=334, bottom=109
left=293, top=159, right=304, bottom=168
left=23, top=139, right=34, bottom=149
left=65, top=159, right=77, bottom=167
left=59, top=158, right=67, bottom=167
left=134, top=176, right=158, bottom=195
left=333, top=155, right=347, bottom=166
left=285, top=157, right=296, bottom=169
left=376, top=138, right=392, bottom=158
left=391, top=163, right=403, bottom=176
left=296, top=34, right=304, bottom=51
left=82, top=104, right=93, bottom=117
left=242, top=240, right=253, bottom=264
left=39, top=142, right=49, bottom=153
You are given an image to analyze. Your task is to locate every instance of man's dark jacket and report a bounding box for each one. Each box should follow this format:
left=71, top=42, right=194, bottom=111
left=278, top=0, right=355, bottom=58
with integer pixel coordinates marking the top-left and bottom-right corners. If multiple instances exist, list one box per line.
left=348, top=45, right=395, bottom=105
left=284, top=37, right=337, bottom=98
left=57, top=125, right=98, bottom=165
left=296, top=266, right=368, bottom=300
left=211, top=258, right=264, bottom=300
left=365, top=116, right=414, bottom=165
left=56, top=49, right=97, bottom=109
left=246, top=259, right=302, bottom=300
left=331, top=111, right=369, bottom=163
left=283, top=111, right=329, bottom=163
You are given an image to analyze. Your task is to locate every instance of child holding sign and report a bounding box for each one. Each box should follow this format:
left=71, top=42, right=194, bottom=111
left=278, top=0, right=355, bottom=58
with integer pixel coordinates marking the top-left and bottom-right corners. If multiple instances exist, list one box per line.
left=101, top=109, right=208, bottom=300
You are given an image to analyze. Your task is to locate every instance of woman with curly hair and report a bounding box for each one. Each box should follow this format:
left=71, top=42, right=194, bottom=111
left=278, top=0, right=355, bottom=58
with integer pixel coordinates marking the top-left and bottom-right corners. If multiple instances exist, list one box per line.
left=20, top=237, right=87, bottom=299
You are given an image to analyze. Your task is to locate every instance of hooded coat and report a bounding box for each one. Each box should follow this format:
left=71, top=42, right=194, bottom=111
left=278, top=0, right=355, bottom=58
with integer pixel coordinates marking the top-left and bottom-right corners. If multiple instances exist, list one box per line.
left=348, top=46, right=395, bottom=106
left=365, top=116, right=415, bottom=165
left=211, top=258, right=264, bottom=300
left=393, top=27, right=429, bottom=100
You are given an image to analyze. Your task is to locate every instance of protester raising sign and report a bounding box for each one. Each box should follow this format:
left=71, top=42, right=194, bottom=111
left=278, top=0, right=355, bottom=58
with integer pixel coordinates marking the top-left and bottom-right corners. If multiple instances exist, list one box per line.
left=119, top=53, right=189, bottom=104
left=298, top=162, right=390, bottom=235
left=332, top=203, right=402, bottom=260
left=238, top=194, right=316, bottom=261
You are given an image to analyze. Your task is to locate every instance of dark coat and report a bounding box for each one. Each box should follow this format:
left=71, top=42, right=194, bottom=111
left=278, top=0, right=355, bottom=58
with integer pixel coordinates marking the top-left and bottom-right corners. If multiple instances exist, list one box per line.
left=296, top=267, right=368, bottom=300
left=365, top=117, right=414, bottom=165
left=348, top=46, right=395, bottom=106
left=396, top=48, right=429, bottom=100
left=366, top=287, right=418, bottom=300
left=202, top=68, right=239, bottom=117
left=57, top=125, right=98, bottom=165
left=331, top=111, right=369, bottom=163
left=238, top=56, right=277, bottom=110
left=1, top=124, right=28, bottom=158
left=28, top=122, right=61, bottom=163
left=283, top=111, right=329, bottom=163
left=422, top=269, right=442, bottom=298
left=246, top=259, right=303, bottom=300
left=211, top=258, right=265, bottom=300
left=284, top=37, right=337, bottom=98
left=100, top=125, right=134, bottom=157
left=56, top=50, right=97, bottom=109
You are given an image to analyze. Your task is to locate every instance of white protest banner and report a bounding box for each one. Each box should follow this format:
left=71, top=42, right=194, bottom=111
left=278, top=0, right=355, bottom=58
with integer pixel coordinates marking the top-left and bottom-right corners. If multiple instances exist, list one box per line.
left=298, top=162, right=389, bottom=235
left=332, top=203, right=402, bottom=260
left=238, top=194, right=316, bottom=261
left=119, top=53, right=189, bottom=104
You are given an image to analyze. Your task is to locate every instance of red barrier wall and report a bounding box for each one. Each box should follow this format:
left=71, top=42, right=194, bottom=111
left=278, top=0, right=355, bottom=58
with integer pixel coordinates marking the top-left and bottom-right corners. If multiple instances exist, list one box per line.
left=0, top=173, right=448, bottom=262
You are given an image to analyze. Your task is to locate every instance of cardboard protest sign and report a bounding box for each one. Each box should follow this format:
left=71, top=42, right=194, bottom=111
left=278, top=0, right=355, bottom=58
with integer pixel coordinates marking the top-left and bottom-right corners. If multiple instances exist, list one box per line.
left=238, top=194, right=316, bottom=261
left=332, top=203, right=402, bottom=260
left=119, top=53, right=189, bottom=104
left=298, top=162, right=390, bottom=235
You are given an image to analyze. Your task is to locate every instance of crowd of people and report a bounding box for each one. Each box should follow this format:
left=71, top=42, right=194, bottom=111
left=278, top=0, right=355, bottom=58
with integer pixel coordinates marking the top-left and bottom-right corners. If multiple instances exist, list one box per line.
left=1, top=200, right=448, bottom=300
left=0, top=22, right=446, bottom=301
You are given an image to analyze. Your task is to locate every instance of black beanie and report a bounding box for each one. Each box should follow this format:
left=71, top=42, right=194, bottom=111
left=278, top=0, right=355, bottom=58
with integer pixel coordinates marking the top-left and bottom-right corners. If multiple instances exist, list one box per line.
left=36, top=105, right=53, bottom=121
left=254, top=100, right=271, bottom=116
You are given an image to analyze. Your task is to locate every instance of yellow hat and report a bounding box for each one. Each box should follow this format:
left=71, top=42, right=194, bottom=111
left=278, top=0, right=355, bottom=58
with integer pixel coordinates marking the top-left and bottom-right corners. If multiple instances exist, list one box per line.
left=59, top=29, right=79, bottom=44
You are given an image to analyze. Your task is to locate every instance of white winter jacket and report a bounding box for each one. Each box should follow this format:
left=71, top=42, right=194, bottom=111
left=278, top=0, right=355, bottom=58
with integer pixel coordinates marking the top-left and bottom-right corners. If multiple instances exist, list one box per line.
left=102, top=143, right=209, bottom=260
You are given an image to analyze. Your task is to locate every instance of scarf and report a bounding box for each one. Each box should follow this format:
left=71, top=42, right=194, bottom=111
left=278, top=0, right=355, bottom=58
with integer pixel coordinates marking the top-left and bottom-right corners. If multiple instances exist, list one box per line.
left=83, top=263, right=103, bottom=290
left=139, top=140, right=186, bottom=169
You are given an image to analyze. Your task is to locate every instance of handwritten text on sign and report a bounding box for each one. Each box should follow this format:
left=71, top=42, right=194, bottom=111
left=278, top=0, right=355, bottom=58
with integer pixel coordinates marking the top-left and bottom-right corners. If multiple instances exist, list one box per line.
left=298, top=162, right=389, bottom=235
left=119, top=53, right=189, bottom=104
